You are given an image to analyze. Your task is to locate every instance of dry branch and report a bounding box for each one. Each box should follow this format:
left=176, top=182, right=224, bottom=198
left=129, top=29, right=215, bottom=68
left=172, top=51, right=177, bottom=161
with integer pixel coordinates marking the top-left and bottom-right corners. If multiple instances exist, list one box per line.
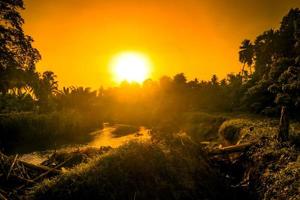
left=0, top=152, right=60, bottom=175
left=17, top=156, right=73, bottom=191
left=208, top=142, right=253, bottom=155
left=20, top=160, right=61, bottom=175
left=0, top=191, right=7, bottom=200
left=0, top=150, right=65, bottom=199
left=0, top=194, right=7, bottom=200
left=6, top=154, right=18, bottom=179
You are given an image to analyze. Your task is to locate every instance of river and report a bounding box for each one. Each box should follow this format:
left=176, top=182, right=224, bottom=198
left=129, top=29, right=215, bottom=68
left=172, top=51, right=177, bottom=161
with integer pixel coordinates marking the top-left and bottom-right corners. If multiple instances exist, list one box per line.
left=19, top=124, right=151, bottom=165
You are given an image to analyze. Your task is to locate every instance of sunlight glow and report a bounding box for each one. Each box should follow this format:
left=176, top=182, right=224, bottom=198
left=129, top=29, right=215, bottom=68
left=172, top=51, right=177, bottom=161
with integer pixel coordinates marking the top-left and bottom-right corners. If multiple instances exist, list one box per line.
left=110, top=52, right=151, bottom=83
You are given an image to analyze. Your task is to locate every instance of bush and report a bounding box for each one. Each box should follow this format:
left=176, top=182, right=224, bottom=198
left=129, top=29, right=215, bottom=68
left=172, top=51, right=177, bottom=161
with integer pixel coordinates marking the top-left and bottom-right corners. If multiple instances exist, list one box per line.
left=218, top=117, right=279, bottom=146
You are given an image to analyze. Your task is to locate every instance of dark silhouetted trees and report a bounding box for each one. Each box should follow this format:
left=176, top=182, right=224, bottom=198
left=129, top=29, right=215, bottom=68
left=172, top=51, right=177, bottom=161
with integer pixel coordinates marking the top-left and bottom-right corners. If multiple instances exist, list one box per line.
left=1, top=4, right=300, bottom=122
left=0, top=0, right=40, bottom=94
left=239, top=8, right=300, bottom=117
left=239, top=39, right=254, bottom=75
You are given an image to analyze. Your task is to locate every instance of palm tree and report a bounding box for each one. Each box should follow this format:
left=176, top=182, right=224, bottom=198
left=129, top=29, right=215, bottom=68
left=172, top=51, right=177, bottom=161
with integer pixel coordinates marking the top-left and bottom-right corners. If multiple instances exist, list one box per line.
left=32, top=71, right=58, bottom=112
left=239, top=39, right=254, bottom=75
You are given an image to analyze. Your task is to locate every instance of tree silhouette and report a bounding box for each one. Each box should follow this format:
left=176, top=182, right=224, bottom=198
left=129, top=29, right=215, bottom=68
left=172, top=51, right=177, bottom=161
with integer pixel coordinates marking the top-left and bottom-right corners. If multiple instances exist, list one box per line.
left=239, top=8, right=300, bottom=116
left=211, top=74, right=218, bottom=86
left=239, top=39, right=254, bottom=75
left=173, top=73, right=187, bottom=85
left=0, top=0, right=40, bottom=94
left=33, top=71, right=58, bottom=112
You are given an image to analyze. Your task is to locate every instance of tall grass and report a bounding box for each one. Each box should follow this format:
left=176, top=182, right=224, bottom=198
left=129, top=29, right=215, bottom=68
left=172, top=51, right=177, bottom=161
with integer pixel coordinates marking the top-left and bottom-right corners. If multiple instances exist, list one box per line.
left=181, top=112, right=226, bottom=142
left=0, top=111, right=102, bottom=153
left=30, top=138, right=235, bottom=200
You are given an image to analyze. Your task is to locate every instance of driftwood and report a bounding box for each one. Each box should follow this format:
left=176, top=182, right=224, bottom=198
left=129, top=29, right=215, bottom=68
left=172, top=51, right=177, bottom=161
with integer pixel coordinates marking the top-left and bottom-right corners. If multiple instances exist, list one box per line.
left=17, top=155, right=73, bottom=191
left=0, top=152, right=60, bottom=175
left=208, top=142, right=253, bottom=155
left=0, top=146, right=113, bottom=199
left=20, top=160, right=61, bottom=175
left=0, top=151, right=65, bottom=199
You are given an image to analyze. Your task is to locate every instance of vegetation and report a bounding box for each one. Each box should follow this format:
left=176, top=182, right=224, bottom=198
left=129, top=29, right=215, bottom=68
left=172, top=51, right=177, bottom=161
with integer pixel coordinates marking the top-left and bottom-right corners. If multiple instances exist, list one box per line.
left=21, top=115, right=300, bottom=200
left=1, top=3, right=300, bottom=119
left=0, top=1, right=300, bottom=200
left=0, top=111, right=102, bottom=154
left=30, top=140, right=234, bottom=200
left=210, top=117, right=300, bottom=200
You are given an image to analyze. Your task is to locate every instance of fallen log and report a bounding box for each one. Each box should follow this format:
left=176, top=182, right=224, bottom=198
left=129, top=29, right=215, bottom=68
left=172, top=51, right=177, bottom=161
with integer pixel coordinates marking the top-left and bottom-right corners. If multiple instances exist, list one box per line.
left=0, top=152, right=60, bottom=175
left=208, top=142, right=253, bottom=155
left=20, top=160, right=61, bottom=175
left=17, top=156, right=73, bottom=191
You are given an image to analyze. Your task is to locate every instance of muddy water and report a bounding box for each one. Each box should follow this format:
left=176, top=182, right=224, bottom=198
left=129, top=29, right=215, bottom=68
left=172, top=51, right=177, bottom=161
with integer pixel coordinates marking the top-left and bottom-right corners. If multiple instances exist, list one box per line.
left=89, top=125, right=151, bottom=148
left=19, top=125, right=151, bottom=164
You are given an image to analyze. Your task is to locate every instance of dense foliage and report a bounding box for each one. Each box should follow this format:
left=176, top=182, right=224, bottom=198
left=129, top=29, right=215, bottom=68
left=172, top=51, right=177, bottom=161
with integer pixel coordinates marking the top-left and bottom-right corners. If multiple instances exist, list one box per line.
left=239, top=8, right=300, bottom=116
left=1, top=3, right=300, bottom=119
left=0, top=0, right=40, bottom=94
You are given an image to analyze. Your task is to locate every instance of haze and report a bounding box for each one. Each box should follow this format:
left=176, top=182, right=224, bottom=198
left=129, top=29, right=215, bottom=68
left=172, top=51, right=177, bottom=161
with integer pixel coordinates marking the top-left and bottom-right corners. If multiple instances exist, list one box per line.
left=23, top=0, right=300, bottom=88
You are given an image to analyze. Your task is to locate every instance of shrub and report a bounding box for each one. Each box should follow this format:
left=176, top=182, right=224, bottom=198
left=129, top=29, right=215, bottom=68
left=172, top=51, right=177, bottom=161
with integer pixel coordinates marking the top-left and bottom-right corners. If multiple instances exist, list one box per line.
left=218, top=117, right=279, bottom=146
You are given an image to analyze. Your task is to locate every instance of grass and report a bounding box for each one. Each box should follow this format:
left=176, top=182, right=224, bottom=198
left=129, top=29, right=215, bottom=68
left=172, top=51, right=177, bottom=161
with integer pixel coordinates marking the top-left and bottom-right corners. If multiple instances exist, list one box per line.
left=202, top=114, right=300, bottom=200
left=215, top=117, right=279, bottom=145
left=1, top=111, right=299, bottom=200
left=0, top=111, right=102, bottom=154
left=245, top=137, right=300, bottom=200
left=30, top=138, right=236, bottom=200
left=181, top=112, right=226, bottom=142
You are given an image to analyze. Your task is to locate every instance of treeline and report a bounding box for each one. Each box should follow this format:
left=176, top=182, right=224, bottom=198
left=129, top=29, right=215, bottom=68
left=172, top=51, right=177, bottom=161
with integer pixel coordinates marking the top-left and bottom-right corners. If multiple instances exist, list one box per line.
left=1, top=1, right=300, bottom=120
left=238, top=8, right=300, bottom=117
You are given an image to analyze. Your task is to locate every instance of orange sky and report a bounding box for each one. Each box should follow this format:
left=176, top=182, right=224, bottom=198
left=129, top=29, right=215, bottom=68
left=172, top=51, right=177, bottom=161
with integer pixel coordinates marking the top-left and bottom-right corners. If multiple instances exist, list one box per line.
left=23, top=0, right=300, bottom=88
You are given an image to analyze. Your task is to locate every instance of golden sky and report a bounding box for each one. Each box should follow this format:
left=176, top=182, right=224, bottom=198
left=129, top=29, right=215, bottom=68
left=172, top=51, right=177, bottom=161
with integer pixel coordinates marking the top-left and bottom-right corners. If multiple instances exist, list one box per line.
left=23, top=0, right=300, bottom=88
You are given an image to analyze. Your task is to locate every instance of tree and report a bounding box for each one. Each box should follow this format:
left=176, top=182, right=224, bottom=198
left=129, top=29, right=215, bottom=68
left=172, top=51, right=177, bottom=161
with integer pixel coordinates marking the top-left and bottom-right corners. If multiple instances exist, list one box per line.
left=211, top=74, right=218, bottom=86
left=55, top=86, right=98, bottom=111
left=239, top=39, right=254, bottom=75
left=278, top=106, right=289, bottom=142
left=173, top=73, right=187, bottom=85
left=33, top=71, right=58, bottom=112
left=0, top=0, right=41, bottom=94
left=238, top=8, right=300, bottom=117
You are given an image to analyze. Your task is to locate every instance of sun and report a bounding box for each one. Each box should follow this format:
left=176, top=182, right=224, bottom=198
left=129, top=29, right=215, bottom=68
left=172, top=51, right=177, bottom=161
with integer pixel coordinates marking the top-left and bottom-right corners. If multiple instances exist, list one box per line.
left=110, top=52, right=151, bottom=83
